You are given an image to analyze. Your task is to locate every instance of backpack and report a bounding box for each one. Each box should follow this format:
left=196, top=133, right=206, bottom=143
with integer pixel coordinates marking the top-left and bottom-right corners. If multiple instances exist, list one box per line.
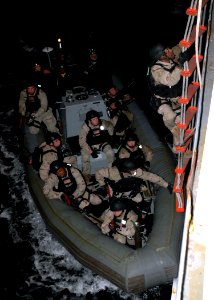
left=31, top=146, right=56, bottom=171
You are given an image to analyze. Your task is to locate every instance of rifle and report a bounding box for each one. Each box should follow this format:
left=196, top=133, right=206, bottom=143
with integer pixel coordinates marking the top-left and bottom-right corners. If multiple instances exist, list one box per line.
left=133, top=221, right=142, bottom=249
left=83, top=213, right=102, bottom=228
left=116, top=78, right=136, bottom=103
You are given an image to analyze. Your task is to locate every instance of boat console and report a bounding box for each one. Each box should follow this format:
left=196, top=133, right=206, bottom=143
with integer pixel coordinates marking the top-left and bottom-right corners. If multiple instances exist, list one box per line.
left=57, top=86, right=109, bottom=139
left=56, top=87, right=111, bottom=174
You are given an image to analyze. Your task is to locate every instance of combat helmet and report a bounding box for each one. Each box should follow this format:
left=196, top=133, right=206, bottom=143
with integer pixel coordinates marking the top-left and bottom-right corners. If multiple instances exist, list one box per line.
left=49, top=160, right=65, bottom=174
left=149, top=43, right=166, bottom=61
left=124, top=132, right=139, bottom=143
left=45, top=132, right=61, bottom=145
left=110, top=198, right=127, bottom=211
left=117, top=158, right=138, bottom=173
left=86, top=110, right=100, bottom=121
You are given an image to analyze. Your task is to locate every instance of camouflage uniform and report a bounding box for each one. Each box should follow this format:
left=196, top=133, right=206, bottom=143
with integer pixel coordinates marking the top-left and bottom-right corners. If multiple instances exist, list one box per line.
left=101, top=208, right=138, bottom=245
left=151, top=63, right=181, bottom=126
left=43, top=165, right=102, bottom=209
left=118, top=143, right=153, bottom=162
left=39, top=141, right=77, bottom=182
left=150, top=45, right=182, bottom=146
left=79, top=119, right=115, bottom=175
left=19, top=87, right=59, bottom=134
left=96, top=166, right=169, bottom=191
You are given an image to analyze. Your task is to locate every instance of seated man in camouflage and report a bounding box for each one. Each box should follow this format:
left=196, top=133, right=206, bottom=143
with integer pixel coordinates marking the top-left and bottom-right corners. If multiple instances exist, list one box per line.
left=43, top=160, right=108, bottom=215
left=106, top=98, right=134, bottom=148
left=18, top=81, right=59, bottom=135
left=39, top=131, right=77, bottom=182
left=101, top=198, right=138, bottom=248
left=95, top=158, right=173, bottom=203
left=116, top=131, right=153, bottom=170
left=79, top=109, right=115, bottom=183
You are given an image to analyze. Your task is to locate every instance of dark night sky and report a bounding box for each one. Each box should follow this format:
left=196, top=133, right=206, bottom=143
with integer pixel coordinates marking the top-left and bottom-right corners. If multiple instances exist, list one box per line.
left=1, top=0, right=189, bottom=82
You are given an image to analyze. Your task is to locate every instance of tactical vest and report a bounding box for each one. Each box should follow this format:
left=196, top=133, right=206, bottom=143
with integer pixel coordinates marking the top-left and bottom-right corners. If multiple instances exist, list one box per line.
left=114, top=209, right=129, bottom=227
left=124, top=146, right=146, bottom=168
left=58, top=166, right=77, bottom=195
left=86, top=121, right=110, bottom=146
left=25, top=88, right=41, bottom=113
left=113, top=110, right=132, bottom=133
left=147, top=63, right=182, bottom=99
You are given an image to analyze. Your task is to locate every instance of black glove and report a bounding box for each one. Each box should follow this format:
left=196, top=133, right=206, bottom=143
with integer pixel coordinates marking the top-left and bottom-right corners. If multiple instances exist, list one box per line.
left=144, top=161, right=150, bottom=170
left=167, top=183, right=173, bottom=194
left=178, top=50, right=189, bottom=65
left=91, top=150, right=99, bottom=158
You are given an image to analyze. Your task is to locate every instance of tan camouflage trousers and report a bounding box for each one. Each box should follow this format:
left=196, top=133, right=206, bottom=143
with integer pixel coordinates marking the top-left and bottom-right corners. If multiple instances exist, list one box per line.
left=81, top=144, right=114, bottom=175
left=29, top=108, right=59, bottom=135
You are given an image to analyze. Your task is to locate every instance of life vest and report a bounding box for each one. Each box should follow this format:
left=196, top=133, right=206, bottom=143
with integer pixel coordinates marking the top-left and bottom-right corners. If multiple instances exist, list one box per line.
left=147, top=62, right=182, bottom=99
left=25, top=88, right=41, bottom=113
left=57, top=166, right=77, bottom=195
left=86, top=121, right=110, bottom=146
left=117, top=146, right=146, bottom=168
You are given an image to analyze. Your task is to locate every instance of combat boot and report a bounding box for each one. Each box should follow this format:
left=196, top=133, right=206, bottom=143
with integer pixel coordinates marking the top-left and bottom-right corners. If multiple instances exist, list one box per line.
left=171, top=126, right=180, bottom=146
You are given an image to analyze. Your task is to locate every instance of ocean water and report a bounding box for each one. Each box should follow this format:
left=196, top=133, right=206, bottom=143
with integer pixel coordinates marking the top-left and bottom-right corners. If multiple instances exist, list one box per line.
left=0, top=105, right=172, bottom=300
left=0, top=13, right=177, bottom=294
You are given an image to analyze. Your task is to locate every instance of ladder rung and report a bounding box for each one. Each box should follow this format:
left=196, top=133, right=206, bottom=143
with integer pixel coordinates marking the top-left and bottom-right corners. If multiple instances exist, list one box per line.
left=187, top=81, right=200, bottom=103
left=178, top=81, right=200, bottom=104
left=202, top=0, right=210, bottom=8
left=175, top=137, right=193, bottom=153
left=175, top=150, right=192, bottom=173
left=184, top=128, right=195, bottom=143
left=185, top=106, right=198, bottom=127
left=180, top=25, right=207, bottom=47
left=178, top=106, right=197, bottom=130
left=181, top=55, right=203, bottom=77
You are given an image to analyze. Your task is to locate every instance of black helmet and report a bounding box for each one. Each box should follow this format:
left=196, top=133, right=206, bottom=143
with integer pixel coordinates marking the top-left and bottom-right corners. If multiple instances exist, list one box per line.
left=117, top=158, right=138, bottom=173
left=49, top=160, right=65, bottom=174
left=125, top=133, right=139, bottom=143
left=149, top=43, right=166, bottom=61
left=88, top=48, right=96, bottom=55
left=110, top=198, right=127, bottom=211
left=45, top=132, right=61, bottom=145
left=86, top=110, right=100, bottom=121
left=25, top=78, right=38, bottom=89
left=107, top=98, right=121, bottom=109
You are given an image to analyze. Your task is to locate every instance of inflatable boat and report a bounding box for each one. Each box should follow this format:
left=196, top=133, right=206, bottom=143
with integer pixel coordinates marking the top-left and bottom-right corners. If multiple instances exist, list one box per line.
left=22, top=88, right=184, bottom=293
